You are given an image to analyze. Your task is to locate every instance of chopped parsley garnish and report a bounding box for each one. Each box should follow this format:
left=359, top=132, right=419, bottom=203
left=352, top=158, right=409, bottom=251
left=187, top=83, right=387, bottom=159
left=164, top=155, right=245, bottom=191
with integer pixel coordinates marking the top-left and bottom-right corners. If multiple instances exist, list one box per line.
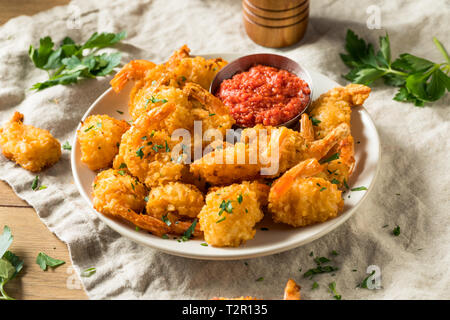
left=182, top=219, right=197, bottom=241
left=39, top=185, right=47, bottom=190
left=309, top=251, right=314, bottom=257
left=162, top=214, right=171, bottom=227
left=31, top=176, right=39, bottom=190
left=237, top=194, right=243, bottom=204
left=331, top=179, right=340, bottom=185
left=141, top=136, right=147, bottom=140
left=218, top=200, right=233, bottom=216
left=161, top=234, right=169, bottom=239
left=200, top=243, right=208, bottom=247
left=150, top=130, right=155, bottom=137
left=312, top=282, right=319, bottom=290
left=147, top=96, right=168, bottom=104
left=256, top=277, right=264, bottom=282
left=81, top=267, right=96, bottom=277
left=36, top=252, right=65, bottom=271
left=320, top=153, right=340, bottom=164
left=216, top=217, right=226, bottom=223
left=119, top=163, right=127, bottom=169
left=343, top=179, right=350, bottom=189
left=314, top=257, right=331, bottom=265
left=351, top=186, right=368, bottom=191
left=116, top=110, right=124, bottom=114
left=144, top=196, right=149, bottom=202
left=331, top=250, right=339, bottom=256
left=304, top=265, right=339, bottom=279
left=117, top=170, right=125, bottom=176
left=359, top=270, right=376, bottom=289
left=135, top=226, right=140, bottom=231
left=62, top=141, right=72, bottom=150
left=310, top=117, right=321, bottom=126
left=328, top=282, right=341, bottom=300
left=164, top=140, right=170, bottom=152
left=209, top=113, right=216, bottom=116
left=320, top=187, right=327, bottom=192
left=393, top=225, right=401, bottom=236
left=136, top=146, right=144, bottom=159
left=84, top=125, right=94, bottom=132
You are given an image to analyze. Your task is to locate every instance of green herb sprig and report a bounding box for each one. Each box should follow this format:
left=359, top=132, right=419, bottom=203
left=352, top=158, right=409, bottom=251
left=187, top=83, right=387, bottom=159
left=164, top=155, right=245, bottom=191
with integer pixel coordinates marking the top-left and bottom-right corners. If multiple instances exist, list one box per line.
left=29, top=31, right=126, bottom=91
left=0, top=226, right=24, bottom=300
left=341, top=29, right=449, bottom=107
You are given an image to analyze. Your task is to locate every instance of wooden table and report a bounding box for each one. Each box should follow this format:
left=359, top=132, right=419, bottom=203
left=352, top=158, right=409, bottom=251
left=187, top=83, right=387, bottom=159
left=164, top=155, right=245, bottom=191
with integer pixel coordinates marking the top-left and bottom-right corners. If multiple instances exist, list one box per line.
left=0, top=0, right=87, bottom=300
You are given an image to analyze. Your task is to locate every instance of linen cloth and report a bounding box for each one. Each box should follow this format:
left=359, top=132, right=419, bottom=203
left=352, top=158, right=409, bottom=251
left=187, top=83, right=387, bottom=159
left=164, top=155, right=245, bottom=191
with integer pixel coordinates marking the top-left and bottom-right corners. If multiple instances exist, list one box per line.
left=0, top=0, right=448, bottom=299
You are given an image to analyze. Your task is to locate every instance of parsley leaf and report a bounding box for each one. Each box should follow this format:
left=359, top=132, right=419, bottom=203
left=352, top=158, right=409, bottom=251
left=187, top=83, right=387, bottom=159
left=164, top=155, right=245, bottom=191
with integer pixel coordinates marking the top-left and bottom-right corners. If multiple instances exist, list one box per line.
left=0, top=226, right=24, bottom=300
left=81, top=267, right=96, bottom=277
left=182, top=219, right=197, bottom=241
left=320, top=153, right=339, bottom=164
left=341, top=29, right=449, bottom=107
left=62, top=141, right=72, bottom=150
left=393, top=225, right=401, bottom=236
left=328, top=282, right=342, bottom=300
left=36, top=252, right=65, bottom=271
left=29, top=31, right=126, bottom=91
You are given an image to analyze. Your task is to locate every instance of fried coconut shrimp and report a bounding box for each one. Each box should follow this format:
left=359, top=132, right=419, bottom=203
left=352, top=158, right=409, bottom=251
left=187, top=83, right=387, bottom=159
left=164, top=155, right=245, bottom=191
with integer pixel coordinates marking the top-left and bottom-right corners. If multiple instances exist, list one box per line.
left=212, top=279, right=300, bottom=300
left=0, top=112, right=61, bottom=172
left=300, top=113, right=349, bottom=189
left=93, top=169, right=201, bottom=236
left=198, top=181, right=269, bottom=247
left=269, top=159, right=343, bottom=227
left=110, top=45, right=227, bottom=120
left=77, top=115, right=130, bottom=171
left=113, top=104, right=186, bottom=187
left=191, top=122, right=350, bottom=186
left=146, top=182, right=204, bottom=220
left=309, top=84, right=371, bottom=175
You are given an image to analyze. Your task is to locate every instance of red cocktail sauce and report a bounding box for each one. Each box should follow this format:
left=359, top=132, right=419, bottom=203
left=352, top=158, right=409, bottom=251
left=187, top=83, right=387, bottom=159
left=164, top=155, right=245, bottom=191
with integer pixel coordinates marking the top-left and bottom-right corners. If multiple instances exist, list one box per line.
left=216, top=65, right=310, bottom=127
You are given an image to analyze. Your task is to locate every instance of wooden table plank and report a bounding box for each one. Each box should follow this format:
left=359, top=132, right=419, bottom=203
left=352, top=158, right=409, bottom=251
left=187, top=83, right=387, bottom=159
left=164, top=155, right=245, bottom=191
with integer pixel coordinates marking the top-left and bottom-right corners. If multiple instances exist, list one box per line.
left=1, top=207, right=86, bottom=300
left=0, top=0, right=70, bottom=25
left=0, top=181, right=31, bottom=207
left=1, top=0, right=87, bottom=300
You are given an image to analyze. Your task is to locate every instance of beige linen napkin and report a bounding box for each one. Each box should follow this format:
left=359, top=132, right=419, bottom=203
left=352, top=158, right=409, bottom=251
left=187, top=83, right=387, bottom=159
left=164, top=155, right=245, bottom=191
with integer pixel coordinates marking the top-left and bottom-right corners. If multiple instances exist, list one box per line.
left=0, top=0, right=448, bottom=299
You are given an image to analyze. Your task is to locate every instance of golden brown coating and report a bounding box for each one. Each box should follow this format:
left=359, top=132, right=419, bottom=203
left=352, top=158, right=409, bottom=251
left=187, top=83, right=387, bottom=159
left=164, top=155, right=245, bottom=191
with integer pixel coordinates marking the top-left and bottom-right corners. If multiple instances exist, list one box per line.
left=113, top=104, right=186, bottom=188
left=0, top=112, right=61, bottom=172
left=92, top=169, right=202, bottom=237
left=309, top=84, right=371, bottom=138
left=309, top=84, right=370, bottom=175
left=283, top=279, right=301, bottom=300
left=198, top=181, right=266, bottom=247
left=77, top=115, right=130, bottom=171
left=212, top=279, right=300, bottom=300
left=146, top=182, right=204, bottom=220
left=190, top=142, right=262, bottom=185
left=269, top=159, right=343, bottom=227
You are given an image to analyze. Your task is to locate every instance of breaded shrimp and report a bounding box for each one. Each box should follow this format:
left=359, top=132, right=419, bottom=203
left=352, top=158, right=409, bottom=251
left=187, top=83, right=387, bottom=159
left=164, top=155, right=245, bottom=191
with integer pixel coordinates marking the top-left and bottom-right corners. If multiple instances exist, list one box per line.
left=268, top=159, right=343, bottom=227
left=212, top=279, right=300, bottom=300
left=198, top=181, right=268, bottom=247
left=113, top=104, right=186, bottom=187
left=0, top=112, right=61, bottom=172
left=191, top=122, right=350, bottom=186
left=146, top=182, right=204, bottom=220
left=93, top=169, right=200, bottom=236
left=183, top=82, right=235, bottom=135
left=309, top=84, right=371, bottom=174
left=77, top=115, right=130, bottom=171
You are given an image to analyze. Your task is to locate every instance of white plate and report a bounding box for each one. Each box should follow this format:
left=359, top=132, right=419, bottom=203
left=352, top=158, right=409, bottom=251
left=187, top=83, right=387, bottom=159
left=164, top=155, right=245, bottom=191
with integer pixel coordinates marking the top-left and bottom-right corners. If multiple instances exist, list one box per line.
left=71, top=53, right=380, bottom=260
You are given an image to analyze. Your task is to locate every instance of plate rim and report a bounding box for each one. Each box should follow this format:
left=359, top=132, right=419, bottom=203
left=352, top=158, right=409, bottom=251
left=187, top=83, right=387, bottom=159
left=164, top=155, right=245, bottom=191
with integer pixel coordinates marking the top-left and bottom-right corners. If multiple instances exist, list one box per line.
left=70, top=53, right=381, bottom=260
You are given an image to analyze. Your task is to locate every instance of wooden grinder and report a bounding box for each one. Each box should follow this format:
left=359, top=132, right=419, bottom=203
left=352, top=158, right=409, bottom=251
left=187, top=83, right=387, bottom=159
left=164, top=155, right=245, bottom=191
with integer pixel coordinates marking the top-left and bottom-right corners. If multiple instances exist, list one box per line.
left=243, top=0, right=310, bottom=48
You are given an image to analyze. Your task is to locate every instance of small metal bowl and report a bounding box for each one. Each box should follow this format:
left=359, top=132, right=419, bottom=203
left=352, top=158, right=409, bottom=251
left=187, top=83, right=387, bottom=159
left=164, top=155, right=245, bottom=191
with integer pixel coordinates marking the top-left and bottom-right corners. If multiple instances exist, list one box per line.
left=210, top=53, right=313, bottom=129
